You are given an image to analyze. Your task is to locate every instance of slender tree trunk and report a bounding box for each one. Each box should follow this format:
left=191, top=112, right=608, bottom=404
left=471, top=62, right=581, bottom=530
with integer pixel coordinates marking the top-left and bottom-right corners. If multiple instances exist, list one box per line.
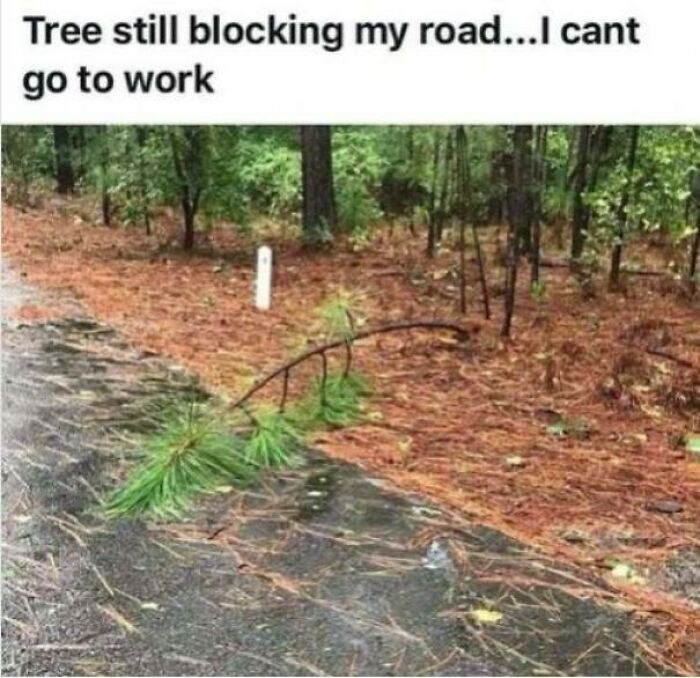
left=300, top=125, right=336, bottom=245
left=609, top=126, right=640, bottom=291
left=436, top=130, right=453, bottom=243
left=689, top=210, right=700, bottom=285
left=688, top=169, right=700, bottom=288
left=517, top=126, right=534, bottom=255
left=182, top=202, right=195, bottom=250
left=530, top=125, right=548, bottom=286
left=580, top=126, right=609, bottom=237
left=53, top=126, right=75, bottom=194
left=169, top=127, right=206, bottom=251
left=135, top=126, right=151, bottom=235
left=502, top=126, right=529, bottom=338
left=98, top=127, right=111, bottom=226
left=455, top=126, right=490, bottom=318
left=570, top=126, right=592, bottom=271
left=427, top=130, right=442, bottom=258
left=455, top=127, right=468, bottom=314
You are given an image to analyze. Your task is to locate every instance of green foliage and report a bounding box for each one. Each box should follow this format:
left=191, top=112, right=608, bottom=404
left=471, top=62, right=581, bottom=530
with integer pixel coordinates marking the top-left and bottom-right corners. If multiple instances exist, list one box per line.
left=1, top=126, right=55, bottom=203
left=242, top=408, right=303, bottom=469
left=333, top=129, right=386, bottom=232
left=316, top=287, right=366, bottom=340
left=297, top=372, right=372, bottom=429
left=106, top=367, right=373, bottom=518
left=586, top=127, right=700, bottom=245
left=239, top=136, right=301, bottom=220
left=5, top=124, right=697, bottom=259
left=104, top=402, right=250, bottom=519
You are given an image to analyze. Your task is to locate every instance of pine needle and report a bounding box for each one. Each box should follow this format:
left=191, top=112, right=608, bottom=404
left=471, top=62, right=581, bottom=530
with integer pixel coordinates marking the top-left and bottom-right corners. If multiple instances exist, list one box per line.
left=104, top=402, right=250, bottom=519
left=242, top=409, right=303, bottom=469
left=295, top=371, right=372, bottom=429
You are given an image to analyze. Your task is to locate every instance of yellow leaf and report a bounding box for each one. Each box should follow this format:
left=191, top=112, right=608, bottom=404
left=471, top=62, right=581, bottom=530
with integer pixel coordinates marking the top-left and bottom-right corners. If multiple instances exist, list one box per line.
left=469, top=608, right=503, bottom=624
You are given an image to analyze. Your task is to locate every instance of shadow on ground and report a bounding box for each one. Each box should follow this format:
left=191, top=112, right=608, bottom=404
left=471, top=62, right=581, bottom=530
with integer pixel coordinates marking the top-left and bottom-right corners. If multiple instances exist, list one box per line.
left=1, top=271, right=662, bottom=676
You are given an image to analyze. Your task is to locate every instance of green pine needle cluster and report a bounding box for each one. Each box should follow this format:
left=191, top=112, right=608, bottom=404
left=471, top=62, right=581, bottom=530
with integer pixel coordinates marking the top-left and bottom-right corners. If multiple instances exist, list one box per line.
left=242, top=409, right=303, bottom=469
left=105, top=291, right=375, bottom=520
left=103, top=403, right=250, bottom=519
left=104, top=372, right=372, bottom=520
left=300, top=372, right=372, bottom=429
left=316, top=288, right=366, bottom=340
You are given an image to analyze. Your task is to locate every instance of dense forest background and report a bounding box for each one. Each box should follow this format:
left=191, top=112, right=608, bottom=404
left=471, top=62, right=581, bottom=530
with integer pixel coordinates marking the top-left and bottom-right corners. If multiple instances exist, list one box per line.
left=2, top=125, right=700, bottom=332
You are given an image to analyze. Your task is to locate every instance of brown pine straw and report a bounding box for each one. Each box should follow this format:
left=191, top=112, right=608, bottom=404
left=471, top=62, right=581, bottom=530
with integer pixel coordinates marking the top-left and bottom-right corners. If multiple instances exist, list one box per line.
left=4, top=203, right=700, bottom=672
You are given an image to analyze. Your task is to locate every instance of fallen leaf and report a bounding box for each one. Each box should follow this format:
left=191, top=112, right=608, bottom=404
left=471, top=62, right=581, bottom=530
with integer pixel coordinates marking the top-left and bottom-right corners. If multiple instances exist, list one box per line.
left=469, top=608, right=503, bottom=624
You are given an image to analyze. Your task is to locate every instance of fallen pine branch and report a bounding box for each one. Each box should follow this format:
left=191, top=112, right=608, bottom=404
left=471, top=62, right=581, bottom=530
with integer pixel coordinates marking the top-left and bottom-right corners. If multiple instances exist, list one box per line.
left=230, top=320, right=470, bottom=411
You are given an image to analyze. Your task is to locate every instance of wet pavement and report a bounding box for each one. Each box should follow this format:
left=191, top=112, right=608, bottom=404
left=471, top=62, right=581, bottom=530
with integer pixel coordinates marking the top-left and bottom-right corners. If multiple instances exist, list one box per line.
left=1, top=265, right=662, bottom=676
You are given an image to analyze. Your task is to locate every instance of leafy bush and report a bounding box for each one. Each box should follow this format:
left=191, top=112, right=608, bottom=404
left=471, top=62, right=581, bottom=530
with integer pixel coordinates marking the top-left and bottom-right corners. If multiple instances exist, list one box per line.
left=333, top=129, right=386, bottom=232
left=239, top=138, right=301, bottom=220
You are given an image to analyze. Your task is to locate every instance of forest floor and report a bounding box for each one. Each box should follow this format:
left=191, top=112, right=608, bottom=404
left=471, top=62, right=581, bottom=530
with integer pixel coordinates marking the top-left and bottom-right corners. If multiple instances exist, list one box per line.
left=3, top=197, right=700, bottom=673
left=2, top=264, right=666, bottom=677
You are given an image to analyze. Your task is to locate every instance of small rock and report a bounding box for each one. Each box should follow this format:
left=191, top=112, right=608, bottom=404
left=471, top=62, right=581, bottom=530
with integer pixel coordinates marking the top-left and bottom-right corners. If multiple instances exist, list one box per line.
left=644, top=500, right=683, bottom=514
left=505, top=455, right=525, bottom=468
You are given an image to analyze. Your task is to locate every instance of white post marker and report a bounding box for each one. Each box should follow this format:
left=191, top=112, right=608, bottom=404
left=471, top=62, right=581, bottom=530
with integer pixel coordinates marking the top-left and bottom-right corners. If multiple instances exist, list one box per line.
left=255, top=245, right=272, bottom=311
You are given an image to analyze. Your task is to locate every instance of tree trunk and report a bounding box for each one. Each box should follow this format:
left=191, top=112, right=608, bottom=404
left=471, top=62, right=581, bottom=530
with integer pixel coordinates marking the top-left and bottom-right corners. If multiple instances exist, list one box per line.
left=688, top=169, right=700, bottom=287
left=502, top=126, right=529, bottom=338
left=76, top=126, right=87, bottom=184
left=98, top=127, right=111, bottom=226
left=169, top=127, right=206, bottom=251
left=53, top=126, right=75, bottom=194
left=135, top=126, right=151, bottom=235
left=570, top=126, right=592, bottom=271
left=455, top=126, right=468, bottom=314
left=300, top=125, right=336, bottom=245
left=456, top=126, right=490, bottom=319
left=609, top=126, right=640, bottom=291
left=436, top=130, right=454, bottom=243
left=517, top=126, right=534, bottom=255
left=530, top=125, right=548, bottom=286
left=426, top=130, right=442, bottom=257
left=689, top=211, right=700, bottom=285
left=182, top=202, right=195, bottom=250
